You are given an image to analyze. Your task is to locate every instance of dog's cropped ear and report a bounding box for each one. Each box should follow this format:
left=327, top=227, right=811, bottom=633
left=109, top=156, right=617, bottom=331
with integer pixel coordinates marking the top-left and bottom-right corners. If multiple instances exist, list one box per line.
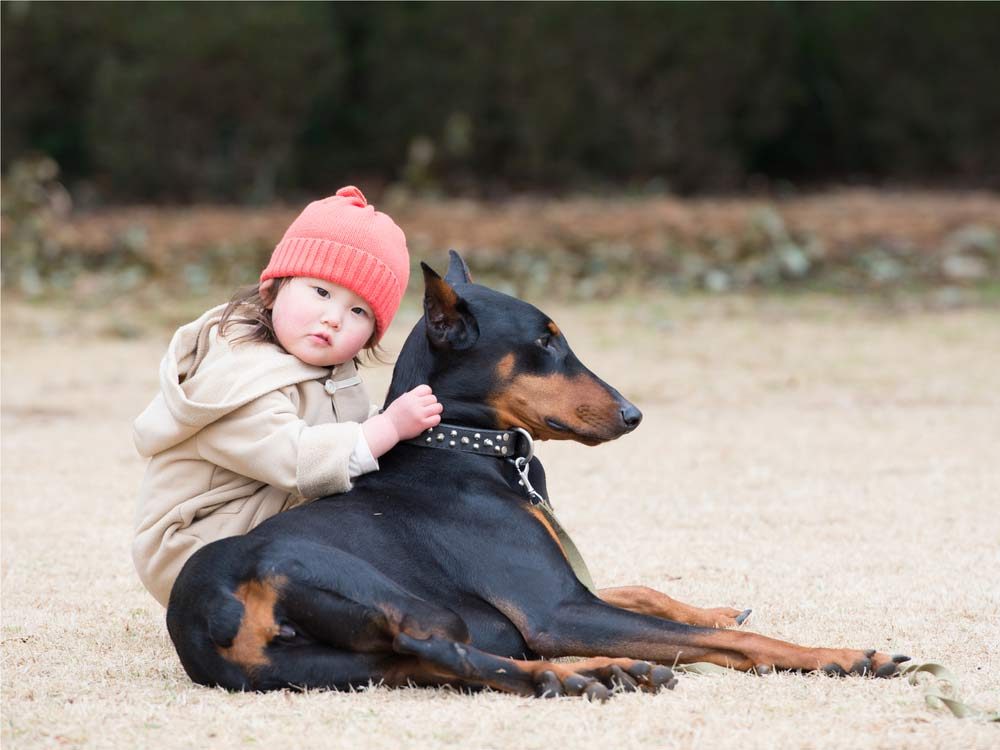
left=445, top=249, right=474, bottom=285
left=422, top=262, right=479, bottom=351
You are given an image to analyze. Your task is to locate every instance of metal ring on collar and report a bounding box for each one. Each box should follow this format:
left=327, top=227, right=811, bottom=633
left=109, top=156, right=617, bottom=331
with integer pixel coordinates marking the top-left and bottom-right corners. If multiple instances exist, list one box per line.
left=509, top=427, right=535, bottom=463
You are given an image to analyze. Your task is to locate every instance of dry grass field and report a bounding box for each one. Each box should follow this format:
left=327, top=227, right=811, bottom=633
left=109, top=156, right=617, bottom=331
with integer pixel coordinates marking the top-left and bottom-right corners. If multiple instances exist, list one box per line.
left=3, top=292, right=999, bottom=749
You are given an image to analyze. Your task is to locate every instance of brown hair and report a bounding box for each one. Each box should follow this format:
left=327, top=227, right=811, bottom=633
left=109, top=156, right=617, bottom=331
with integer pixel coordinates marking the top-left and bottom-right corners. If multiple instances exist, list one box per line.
left=218, top=278, right=390, bottom=366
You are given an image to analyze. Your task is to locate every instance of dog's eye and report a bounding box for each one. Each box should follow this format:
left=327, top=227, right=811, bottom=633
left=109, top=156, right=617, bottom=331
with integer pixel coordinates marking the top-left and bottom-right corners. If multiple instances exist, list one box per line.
left=536, top=334, right=554, bottom=351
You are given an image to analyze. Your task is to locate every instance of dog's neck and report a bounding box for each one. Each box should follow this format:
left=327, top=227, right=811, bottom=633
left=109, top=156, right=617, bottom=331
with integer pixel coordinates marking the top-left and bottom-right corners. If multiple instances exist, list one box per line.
left=385, top=326, right=502, bottom=432
left=384, top=324, right=434, bottom=404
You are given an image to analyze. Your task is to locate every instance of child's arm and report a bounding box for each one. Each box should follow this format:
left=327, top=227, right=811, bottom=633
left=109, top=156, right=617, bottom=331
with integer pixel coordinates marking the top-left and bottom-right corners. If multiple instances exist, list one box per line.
left=194, top=384, right=441, bottom=500
left=362, top=384, right=442, bottom=458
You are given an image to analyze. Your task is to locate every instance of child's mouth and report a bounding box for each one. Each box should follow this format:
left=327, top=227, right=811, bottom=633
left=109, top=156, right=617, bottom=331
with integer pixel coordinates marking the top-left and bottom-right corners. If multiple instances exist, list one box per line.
left=309, top=333, right=331, bottom=346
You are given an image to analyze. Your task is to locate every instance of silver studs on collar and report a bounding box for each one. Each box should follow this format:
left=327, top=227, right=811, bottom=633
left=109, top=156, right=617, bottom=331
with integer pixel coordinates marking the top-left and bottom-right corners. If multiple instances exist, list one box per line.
left=411, top=424, right=524, bottom=460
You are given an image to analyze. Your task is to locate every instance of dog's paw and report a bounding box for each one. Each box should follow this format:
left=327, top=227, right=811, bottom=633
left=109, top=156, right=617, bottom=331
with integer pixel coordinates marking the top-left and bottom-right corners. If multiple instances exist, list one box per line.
left=572, top=658, right=678, bottom=695
left=534, top=658, right=677, bottom=700
left=818, top=649, right=911, bottom=678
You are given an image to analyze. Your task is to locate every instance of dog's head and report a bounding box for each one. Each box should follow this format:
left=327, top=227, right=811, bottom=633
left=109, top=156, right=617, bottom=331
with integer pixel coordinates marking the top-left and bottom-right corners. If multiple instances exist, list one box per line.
left=390, top=251, right=640, bottom=445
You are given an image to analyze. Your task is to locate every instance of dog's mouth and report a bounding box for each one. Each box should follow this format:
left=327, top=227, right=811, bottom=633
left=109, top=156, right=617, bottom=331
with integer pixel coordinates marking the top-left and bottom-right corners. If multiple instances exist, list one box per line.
left=540, top=416, right=614, bottom=446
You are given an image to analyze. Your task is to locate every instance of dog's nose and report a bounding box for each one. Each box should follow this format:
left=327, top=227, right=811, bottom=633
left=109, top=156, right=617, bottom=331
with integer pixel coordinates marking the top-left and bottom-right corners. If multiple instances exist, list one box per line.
left=621, top=404, right=642, bottom=430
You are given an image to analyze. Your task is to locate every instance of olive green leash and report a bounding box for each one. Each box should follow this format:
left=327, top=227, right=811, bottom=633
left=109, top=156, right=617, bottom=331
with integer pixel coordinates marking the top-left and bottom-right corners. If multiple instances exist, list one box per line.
left=671, top=661, right=999, bottom=721
left=506, top=428, right=596, bottom=593
left=532, top=500, right=597, bottom=594
left=897, top=662, right=1000, bottom=721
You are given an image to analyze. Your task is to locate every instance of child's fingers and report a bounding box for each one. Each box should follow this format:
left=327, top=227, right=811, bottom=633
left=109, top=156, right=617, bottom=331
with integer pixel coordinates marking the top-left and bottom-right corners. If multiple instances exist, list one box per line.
left=410, top=384, right=433, bottom=396
left=414, top=405, right=441, bottom=421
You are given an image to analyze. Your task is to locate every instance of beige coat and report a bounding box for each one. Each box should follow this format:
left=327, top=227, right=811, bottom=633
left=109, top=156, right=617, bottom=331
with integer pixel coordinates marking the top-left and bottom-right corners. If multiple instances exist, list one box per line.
left=131, top=304, right=376, bottom=606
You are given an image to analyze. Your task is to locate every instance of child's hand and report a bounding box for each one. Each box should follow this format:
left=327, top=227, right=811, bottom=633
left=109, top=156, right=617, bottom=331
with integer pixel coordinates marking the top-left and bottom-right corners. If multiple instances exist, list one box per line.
left=362, top=385, right=442, bottom=458
left=384, top=384, right=443, bottom=440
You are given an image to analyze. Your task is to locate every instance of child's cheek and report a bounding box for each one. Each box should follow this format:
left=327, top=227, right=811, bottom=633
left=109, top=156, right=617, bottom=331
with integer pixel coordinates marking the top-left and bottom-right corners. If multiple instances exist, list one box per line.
left=287, top=302, right=315, bottom=334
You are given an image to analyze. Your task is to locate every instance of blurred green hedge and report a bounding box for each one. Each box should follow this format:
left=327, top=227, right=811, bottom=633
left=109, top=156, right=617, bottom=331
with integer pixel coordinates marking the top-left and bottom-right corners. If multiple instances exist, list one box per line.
left=3, top=2, right=999, bottom=202
left=4, top=155, right=997, bottom=302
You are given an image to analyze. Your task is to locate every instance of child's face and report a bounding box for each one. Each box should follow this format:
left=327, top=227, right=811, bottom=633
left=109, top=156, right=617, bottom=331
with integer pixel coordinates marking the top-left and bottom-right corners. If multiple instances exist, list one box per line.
left=268, top=277, right=375, bottom=367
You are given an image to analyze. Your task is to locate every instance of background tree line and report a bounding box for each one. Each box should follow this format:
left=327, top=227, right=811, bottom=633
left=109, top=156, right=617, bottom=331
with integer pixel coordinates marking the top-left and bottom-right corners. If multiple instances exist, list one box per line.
left=3, top=1, right=998, bottom=204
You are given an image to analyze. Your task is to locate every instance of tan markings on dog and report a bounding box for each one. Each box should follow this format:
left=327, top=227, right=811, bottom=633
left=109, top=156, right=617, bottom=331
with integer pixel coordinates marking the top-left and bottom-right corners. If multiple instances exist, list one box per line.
left=380, top=604, right=438, bottom=641
left=526, top=505, right=567, bottom=558
left=426, top=274, right=460, bottom=307
left=523, top=655, right=644, bottom=681
left=219, top=575, right=287, bottom=670
left=546, top=321, right=561, bottom=337
left=644, top=627, right=899, bottom=674
left=489, top=372, right=622, bottom=442
left=382, top=658, right=457, bottom=688
left=496, top=353, right=516, bottom=381
left=598, top=585, right=744, bottom=628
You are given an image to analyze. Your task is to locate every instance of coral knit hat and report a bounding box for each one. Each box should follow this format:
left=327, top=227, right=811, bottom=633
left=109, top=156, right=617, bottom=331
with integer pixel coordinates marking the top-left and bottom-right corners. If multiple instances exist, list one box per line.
left=260, top=186, right=410, bottom=341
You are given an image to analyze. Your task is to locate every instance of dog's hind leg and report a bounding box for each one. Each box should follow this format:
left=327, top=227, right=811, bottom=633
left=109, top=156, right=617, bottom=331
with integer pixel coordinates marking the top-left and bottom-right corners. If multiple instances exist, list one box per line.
left=519, top=598, right=907, bottom=677
left=203, top=540, right=674, bottom=698
left=244, top=632, right=677, bottom=698
left=598, top=586, right=751, bottom=628
left=200, top=539, right=676, bottom=697
left=203, top=539, right=473, bottom=689
left=391, top=633, right=677, bottom=699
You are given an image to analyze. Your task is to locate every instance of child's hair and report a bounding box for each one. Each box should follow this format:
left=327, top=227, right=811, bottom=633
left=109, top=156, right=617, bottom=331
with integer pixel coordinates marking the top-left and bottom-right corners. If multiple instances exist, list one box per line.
left=218, top=278, right=388, bottom=365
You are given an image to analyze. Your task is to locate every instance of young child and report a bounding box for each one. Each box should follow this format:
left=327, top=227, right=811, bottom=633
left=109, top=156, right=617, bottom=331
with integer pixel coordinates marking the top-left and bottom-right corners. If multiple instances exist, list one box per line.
left=132, top=186, right=442, bottom=606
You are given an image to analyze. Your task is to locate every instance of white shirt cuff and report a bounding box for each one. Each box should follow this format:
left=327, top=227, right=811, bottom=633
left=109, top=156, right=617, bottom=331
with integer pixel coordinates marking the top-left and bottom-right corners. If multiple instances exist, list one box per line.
left=348, top=430, right=380, bottom=478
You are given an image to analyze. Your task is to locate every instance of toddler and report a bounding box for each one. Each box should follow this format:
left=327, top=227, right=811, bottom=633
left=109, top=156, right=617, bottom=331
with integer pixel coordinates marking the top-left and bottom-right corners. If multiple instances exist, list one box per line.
left=132, top=186, right=442, bottom=606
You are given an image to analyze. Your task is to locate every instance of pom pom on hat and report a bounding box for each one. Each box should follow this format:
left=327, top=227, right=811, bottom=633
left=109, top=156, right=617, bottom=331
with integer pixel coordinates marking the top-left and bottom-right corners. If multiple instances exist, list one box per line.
left=260, top=186, right=409, bottom=341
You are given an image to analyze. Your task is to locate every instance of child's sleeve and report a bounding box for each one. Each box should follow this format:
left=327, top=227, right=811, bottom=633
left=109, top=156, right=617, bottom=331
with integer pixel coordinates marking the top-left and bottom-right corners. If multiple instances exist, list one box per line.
left=195, top=388, right=362, bottom=500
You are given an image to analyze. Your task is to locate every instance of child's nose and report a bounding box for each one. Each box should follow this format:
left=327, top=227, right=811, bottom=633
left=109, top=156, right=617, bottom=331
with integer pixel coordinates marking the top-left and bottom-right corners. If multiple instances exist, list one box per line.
left=321, top=308, right=343, bottom=329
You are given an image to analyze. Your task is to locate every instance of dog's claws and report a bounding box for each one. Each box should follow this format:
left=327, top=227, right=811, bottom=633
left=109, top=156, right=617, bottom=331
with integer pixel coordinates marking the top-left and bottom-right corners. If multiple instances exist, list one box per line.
left=584, top=683, right=610, bottom=702
left=892, top=654, right=911, bottom=663
left=850, top=658, right=872, bottom=676
left=876, top=662, right=900, bottom=678
left=822, top=663, right=847, bottom=677
left=563, top=674, right=590, bottom=696
left=864, top=648, right=877, bottom=658
left=736, top=609, right=752, bottom=625
left=610, top=665, right=639, bottom=692
left=536, top=670, right=562, bottom=698
left=627, top=661, right=651, bottom=680
left=649, top=665, right=676, bottom=690
left=754, top=664, right=772, bottom=676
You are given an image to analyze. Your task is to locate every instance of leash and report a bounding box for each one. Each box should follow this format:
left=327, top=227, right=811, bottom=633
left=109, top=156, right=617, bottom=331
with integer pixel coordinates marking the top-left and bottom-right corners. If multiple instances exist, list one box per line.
left=403, top=423, right=597, bottom=593
left=897, top=662, right=1000, bottom=720
left=672, top=660, right=998, bottom=720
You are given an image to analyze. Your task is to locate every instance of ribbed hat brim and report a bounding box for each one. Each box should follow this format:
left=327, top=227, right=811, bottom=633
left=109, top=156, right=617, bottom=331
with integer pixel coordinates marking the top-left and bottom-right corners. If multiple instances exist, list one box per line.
left=260, top=236, right=404, bottom=339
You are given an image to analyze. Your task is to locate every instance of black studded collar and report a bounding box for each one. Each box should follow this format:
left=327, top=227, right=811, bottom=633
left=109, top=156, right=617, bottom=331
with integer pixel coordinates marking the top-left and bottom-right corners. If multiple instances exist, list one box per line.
left=402, top=423, right=530, bottom=459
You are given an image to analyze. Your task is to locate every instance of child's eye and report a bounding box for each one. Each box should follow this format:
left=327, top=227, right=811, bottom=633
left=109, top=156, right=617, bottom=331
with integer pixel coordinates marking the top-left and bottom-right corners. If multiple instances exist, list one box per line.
left=352, top=307, right=370, bottom=317
left=314, top=287, right=330, bottom=298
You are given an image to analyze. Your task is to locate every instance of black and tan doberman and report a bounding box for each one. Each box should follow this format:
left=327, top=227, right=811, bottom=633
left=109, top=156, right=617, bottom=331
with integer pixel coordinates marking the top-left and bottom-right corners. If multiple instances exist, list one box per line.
left=166, top=251, right=908, bottom=698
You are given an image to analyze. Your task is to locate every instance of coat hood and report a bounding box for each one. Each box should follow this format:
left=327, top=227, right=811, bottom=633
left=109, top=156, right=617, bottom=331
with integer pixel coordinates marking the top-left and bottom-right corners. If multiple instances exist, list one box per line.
left=133, top=303, right=350, bottom=456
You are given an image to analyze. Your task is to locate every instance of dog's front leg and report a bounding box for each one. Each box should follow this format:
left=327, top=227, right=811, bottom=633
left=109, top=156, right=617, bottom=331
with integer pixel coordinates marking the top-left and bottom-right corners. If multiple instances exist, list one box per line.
left=597, top=586, right=750, bottom=629
left=523, top=597, right=906, bottom=677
